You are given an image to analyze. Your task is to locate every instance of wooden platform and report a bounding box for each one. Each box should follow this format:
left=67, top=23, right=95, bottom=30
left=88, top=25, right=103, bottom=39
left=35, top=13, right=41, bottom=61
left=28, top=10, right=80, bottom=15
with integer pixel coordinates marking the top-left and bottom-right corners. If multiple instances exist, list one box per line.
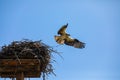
left=0, top=59, right=41, bottom=78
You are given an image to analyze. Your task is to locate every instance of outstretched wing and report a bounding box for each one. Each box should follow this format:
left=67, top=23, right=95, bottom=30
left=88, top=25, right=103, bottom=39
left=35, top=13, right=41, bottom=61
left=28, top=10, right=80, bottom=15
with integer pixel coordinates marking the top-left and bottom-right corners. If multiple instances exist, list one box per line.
left=64, top=37, right=85, bottom=48
left=73, top=39, right=85, bottom=48
left=55, top=23, right=85, bottom=49
left=57, top=23, right=68, bottom=35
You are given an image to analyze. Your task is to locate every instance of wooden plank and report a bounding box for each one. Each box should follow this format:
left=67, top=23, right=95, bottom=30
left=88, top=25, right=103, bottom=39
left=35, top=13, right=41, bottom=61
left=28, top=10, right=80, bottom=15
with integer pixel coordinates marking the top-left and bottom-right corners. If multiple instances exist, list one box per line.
left=0, top=71, right=41, bottom=77
left=0, top=59, right=40, bottom=66
left=0, top=59, right=41, bottom=78
left=0, top=65, right=40, bottom=72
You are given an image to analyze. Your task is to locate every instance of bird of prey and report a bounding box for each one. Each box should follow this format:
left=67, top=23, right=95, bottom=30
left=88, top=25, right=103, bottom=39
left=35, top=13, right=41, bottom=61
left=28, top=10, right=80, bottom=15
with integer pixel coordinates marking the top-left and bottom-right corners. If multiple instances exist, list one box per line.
left=54, top=23, right=85, bottom=48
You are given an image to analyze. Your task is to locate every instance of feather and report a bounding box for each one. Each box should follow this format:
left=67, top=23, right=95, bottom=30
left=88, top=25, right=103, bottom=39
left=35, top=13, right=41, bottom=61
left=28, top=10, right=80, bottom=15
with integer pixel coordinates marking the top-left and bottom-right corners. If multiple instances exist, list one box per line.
left=71, top=39, right=85, bottom=48
left=64, top=37, right=85, bottom=48
left=54, top=35, right=65, bottom=44
left=57, top=23, right=69, bottom=36
left=54, top=23, right=85, bottom=49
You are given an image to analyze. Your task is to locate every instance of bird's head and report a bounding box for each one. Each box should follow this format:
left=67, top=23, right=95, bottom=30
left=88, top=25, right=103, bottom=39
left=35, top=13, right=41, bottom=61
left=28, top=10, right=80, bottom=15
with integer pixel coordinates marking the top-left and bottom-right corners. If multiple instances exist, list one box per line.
left=54, top=35, right=65, bottom=44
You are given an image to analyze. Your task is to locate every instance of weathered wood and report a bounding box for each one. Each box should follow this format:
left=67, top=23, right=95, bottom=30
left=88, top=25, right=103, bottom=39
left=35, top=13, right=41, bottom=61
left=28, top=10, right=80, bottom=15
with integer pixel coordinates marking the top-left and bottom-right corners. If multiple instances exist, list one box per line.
left=0, top=65, right=39, bottom=72
left=0, top=71, right=41, bottom=78
left=0, top=59, right=41, bottom=78
left=16, top=72, right=24, bottom=80
left=0, top=59, right=40, bottom=66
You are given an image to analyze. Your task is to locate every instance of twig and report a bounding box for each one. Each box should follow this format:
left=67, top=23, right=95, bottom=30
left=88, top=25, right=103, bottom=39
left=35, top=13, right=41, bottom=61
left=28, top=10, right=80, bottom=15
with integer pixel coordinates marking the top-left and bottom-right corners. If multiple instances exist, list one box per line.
left=14, top=52, right=21, bottom=64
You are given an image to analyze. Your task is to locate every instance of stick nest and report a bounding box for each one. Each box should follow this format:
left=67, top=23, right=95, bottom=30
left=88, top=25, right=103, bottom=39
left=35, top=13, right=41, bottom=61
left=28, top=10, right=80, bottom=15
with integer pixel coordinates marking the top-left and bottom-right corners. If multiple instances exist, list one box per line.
left=0, top=39, right=58, bottom=80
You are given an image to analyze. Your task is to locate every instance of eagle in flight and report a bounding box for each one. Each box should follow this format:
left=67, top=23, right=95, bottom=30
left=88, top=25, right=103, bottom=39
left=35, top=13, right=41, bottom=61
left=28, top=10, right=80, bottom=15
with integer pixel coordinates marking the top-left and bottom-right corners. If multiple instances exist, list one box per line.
left=54, top=23, right=85, bottom=48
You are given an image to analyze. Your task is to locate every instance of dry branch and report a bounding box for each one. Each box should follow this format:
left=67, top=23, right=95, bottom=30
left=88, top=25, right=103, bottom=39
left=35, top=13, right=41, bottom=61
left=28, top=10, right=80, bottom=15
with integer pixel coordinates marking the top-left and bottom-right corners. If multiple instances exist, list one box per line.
left=0, top=39, right=59, bottom=80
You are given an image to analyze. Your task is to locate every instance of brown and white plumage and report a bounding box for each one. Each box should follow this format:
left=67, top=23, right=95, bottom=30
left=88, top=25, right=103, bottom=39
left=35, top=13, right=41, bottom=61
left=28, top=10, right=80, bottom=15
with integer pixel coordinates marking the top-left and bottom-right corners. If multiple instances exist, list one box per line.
left=54, top=23, right=85, bottom=49
left=57, top=23, right=70, bottom=36
left=54, top=35, right=65, bottom=44
left=64, top=36, right=85, bottom=48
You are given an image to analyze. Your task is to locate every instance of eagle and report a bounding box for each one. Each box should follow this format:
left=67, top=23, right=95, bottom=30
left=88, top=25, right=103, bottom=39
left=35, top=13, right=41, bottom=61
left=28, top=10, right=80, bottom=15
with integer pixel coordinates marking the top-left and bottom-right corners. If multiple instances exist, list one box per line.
left=54, top=23, right=85, bottom=48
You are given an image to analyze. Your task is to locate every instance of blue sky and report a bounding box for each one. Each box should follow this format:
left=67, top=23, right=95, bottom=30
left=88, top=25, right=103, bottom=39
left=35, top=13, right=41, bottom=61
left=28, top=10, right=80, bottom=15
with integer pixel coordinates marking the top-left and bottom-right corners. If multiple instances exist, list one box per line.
left=0, top=0, right=120, bottom=80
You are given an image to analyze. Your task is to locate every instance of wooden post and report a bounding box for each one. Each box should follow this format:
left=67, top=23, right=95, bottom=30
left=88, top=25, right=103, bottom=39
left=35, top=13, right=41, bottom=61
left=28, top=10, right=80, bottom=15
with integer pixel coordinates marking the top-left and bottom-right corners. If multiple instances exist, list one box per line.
left=16, top=72, right=24, bottom=80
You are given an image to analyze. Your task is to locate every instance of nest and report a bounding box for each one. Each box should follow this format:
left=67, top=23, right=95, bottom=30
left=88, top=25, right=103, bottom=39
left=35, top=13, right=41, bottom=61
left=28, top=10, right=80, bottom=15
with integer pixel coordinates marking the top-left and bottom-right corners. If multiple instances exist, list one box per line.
left=0, top=39, right=58, bottom=80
